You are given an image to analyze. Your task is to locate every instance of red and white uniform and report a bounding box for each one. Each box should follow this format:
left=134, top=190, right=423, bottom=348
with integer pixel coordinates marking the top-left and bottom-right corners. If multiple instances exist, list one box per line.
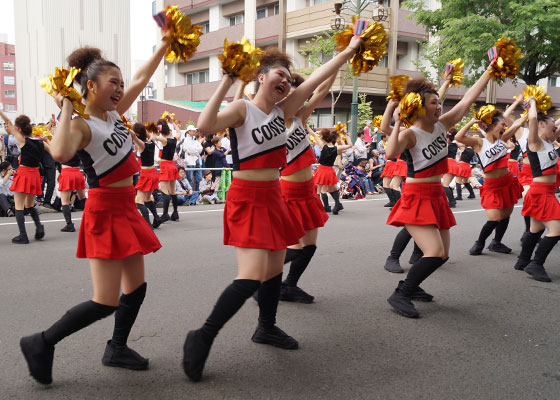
left=135, top=142, right=159, bottom=192
left=517, top=128, right=533, bottom=186
left=58, top=154, right=86, bottom=191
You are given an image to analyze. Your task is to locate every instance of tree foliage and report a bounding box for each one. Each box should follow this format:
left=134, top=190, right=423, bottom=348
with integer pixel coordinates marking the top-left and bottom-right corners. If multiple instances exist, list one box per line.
left=405, top=0, right=560, bottom=85
left=357, top=93, right=372, bottom=131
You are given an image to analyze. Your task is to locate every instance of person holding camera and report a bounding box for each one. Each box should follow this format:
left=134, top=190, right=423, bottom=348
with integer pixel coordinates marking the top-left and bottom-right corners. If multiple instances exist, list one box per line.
left=0, top=160, right=15, bottom=217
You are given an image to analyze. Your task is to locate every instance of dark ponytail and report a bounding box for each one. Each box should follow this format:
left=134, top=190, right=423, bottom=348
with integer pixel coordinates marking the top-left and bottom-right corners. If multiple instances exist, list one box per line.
left=67, top=47, right=119, bottom=99
left=14, top=115, right=32, bottom=136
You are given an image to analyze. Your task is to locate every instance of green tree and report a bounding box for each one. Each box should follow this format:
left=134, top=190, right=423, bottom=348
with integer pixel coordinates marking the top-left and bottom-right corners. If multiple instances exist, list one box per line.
left=357, top=93, right=372, bottom=131
left=406, top=0, right=560, bottom=85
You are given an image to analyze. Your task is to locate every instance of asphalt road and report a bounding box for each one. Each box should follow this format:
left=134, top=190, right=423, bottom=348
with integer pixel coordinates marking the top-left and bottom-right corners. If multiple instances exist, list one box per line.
left=1, top=194, right=559, bottom=400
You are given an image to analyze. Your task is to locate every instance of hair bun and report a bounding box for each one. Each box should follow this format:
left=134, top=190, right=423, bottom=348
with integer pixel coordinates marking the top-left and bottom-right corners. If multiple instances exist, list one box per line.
left=66, top=47, right=104, bottom=84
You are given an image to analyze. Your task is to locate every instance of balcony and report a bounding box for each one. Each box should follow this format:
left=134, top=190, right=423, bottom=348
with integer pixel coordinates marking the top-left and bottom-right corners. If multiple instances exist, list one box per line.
left=397, top=9, right=427, bottom=40
left=164, top=81, right=238, bottom=102
left=331, top=65, right=389, bottom=95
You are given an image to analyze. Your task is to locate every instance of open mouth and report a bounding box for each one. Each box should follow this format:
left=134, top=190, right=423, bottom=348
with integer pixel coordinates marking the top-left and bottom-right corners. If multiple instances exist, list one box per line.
left=111, top=96, right=121, bottom=105
left=275, top=85, right=285, bottom=95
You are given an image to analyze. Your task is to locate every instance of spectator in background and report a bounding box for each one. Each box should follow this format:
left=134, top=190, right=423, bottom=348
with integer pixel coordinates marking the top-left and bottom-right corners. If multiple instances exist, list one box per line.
left=368, top=149, right=384, bottom=190
left=211, top=136, right=229, bottom=171
left=202, top=133, right=215, bottom=175
left=6, top=133, right=20, bottom=169
left=198, top=170, right=224, bottom=204
left=0, top=133, right=6, bottom=161
left=353, top=130, right=368, bottom=164
left=377, top=133, right=387, bottom=163
left=364, top=121, right=372, bottom=143
left=183, top=125, right=203, bottom=190
left=0, top=160, right=15, bottom=216
left=175, top=167, right=199, bottom=205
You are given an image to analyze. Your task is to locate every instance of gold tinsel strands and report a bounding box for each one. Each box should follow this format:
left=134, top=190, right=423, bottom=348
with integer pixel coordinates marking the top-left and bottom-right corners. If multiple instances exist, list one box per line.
left=521, top=85, right=552, bottom=115
left=470, top=123, right=480, bottom=132
left=334, top=17, right=388, bottom=76
left=333, top=122, right=347, bottom=144
left=399, top=93, right=425, bottom=128
left=386, top=75, right=412, bottom=101
left=32, top=125, right=52, bottom=140
left=372, top=115, right=383, bottom=129
left=474, top=104, right=498, bottom=128
left=163, top=5, right=203, bottom=63
left=443, top=58, right=464, bottom=87
left=161, top=111, right=176, bottom=122
left=145, top=122, right=159, bottom=134
left=120, top=115, right=132, bottom=130
left=40, top=67, right=88, bottom=119
left=490, top=38, right=523, bottom=84
left=308, top=133, right=316, bottom=145
left=218, top=37, right=262, bottom=83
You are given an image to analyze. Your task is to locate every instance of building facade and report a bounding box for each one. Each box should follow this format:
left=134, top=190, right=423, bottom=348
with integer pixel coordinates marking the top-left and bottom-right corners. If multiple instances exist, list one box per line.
left=0, top=42, right=17, bottom=119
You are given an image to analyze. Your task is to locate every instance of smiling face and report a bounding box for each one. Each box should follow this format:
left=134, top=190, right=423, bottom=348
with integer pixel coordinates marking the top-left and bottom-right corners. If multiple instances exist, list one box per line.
left=422, top=93, right=441, bottom=124
left=178, top=169, right=186, bottom=179
left=87, top=66, right=124, bottom=112
left=538, top=116, right=559, bottom=142
left=487, top=117, right=506, bottom=139
left=258, top=66, right=292, bottom=103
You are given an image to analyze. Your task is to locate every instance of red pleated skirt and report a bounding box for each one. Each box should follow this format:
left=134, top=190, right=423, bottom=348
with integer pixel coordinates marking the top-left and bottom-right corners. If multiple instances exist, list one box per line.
left=135, top=167, right=159, bottom=192
left=224, top=178, right=305, bottom=251
left=521, top=182, right=560, bottom=221
left=393, top=159, right=407, bottom=177
left=456, top=162, right=471, bottom=178
left=381, top=160, right=395, bottom=178
left=58, top=167, right=86, bottom=191
left=446, top=158, right=459, bottom=175
left=281, top=178, right=329, bottom=231
left=518, top=163, right=533, bottom=186
left=314, top=164, right=338, bottom=186
left=387, top=182, right=456, bottom=230
left=10, top=165, right=42, bottom=195
left=77, top=186, right=162, bottom=259
left=479, top=172, right=523, bottom=210
left=159, top=160, right=179, bottom=181
left=507, top=159, right=519, bottom=178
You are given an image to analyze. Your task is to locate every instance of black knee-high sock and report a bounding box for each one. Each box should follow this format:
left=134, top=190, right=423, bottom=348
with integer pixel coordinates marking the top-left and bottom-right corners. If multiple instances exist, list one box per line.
left=257, top=273, right=282, bottom=330
left=393, top=189, right=401, bottom=202
left=477, top=220, right=499, bottom=243
left=145, top=201, right=159, bottom=218
left=200, top=279, right=261, bottom=339
left=320, top=193, right=330, bottom=209
left=412, top=241, right=423, bottom=257
left=284, top=248, right=302, bottom=264
left=456, top=184, right=462, bottom=198
left=519, top=230, right=544, bottom=261
left=524, top=216, right=531, bottom=232
left=162, top=194, right=171, bottom=215
left=385, top=188, right=394, bottom=203
left=390, top=228, right=412, bottom=259
left=25, top=207, right=41, bottom=227
left=171, top=194, right=178, bottom=213
left=15, top=209, right=27, bottom=235
left=111, top=282, right=147, bottom=347
left=533, top=236, right=560, bottom=265
left=330, top=190, right=341, bottom=206
left=61, top=205, right=72, bottom=225
left=493, top=217, right=510, bottom=242
left=42, top=301, right=117, bottom=346
left=137, top=203, right=151, bottom=226
left=464, top=183, right=475, bottom=197
left=285, top=245, right=317, bottom=287
left=401, top=257, right=445, bottom=293
left=444, top=187, right=456, bottom=206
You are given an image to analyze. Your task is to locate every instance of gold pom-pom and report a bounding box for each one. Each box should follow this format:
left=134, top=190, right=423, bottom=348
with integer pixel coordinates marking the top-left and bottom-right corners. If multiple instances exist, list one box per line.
left=163, top=5, right=203, bottom=63
left=470, top=123, right=480, bottom=131
left=333, top=122, right=347, bottom=144
left=40, top=67, right=88, bottom=119
left=490, top=38, right=523, bottom=84
left=161, top=111, right=176, bottom=122
left=32, top=125, right=52, bottom=140
left=399, top=93, right=425, bottom=128
left=145, top=122, right=159, bottom=134
left=474, top=104, right=498, bottom=127
left=386, top=75, right=412, bottom=101
left=120, top=115, right=132, bottom=130
left=218, top=37, right=262, bottom=83
left=308, top=133, right=316, bottom=145
left=372, top=115, right=383, bottom=128
left=334, top=18, right=388, bottom=76
left=522, top=85, right=552, bottom=115
left=442, top=58, right=464, bottom=87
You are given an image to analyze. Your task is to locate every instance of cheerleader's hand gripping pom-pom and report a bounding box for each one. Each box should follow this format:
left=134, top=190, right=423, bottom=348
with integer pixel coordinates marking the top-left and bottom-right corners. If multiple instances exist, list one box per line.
left=333, top=122, right=347, bottom=144
left=474, top=104, right=498, bottom=130
left=442, top=58, right=464, bottom=87
left=521, top=85, right=552, bottom=115
left=470, top=123, right=480, bottom=132
left=32, top=125, right=52, bottom=140
left=399, top=93, right=425, bottom=128
left=145, top=122, right=159, bottom=134
left=334, top=17, right=388, bottom=76
left=120, top=115, right=133, bottom=130
left=386, top=75, right=412, bottom=101
left=162, top=5, right=203, bottom=63
left=489, top=38, right=522, bottom=84
left=161, top=111, right=177, bottom=122
left=372, top=115, right=383, bottom=129
left=218, top=37, right=262, bottom=83
left=40, top=67, right=89, bottom=119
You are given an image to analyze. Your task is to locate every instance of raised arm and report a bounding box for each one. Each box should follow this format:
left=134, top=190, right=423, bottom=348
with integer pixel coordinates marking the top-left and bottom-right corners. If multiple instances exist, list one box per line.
left=437, top=70, right=452, bottom=100
left=306, top=125, right=325, bottom=148
left=380, top=99, right=399, bottom=136
left=171, top=120, right=182, bottom=141
left=50, top=97, right=89, bottom=162
left=501, top=115, right=527, bottom=143
left=386, top=119, right=415, bottom=159
left=233, top=80, right=248, bottom=101
left=503, top=92, right=523, bottom=126
left=131, top=130, right=145, bottom=153
left=0, top=110, right=21, bottom=144
left=296, top=73, right=337, bottom=123
left=197, top=76, right=246, bottom=133
left=454, top=119, right=482, bottom=151
left=527, top=98, right=541, bottom=152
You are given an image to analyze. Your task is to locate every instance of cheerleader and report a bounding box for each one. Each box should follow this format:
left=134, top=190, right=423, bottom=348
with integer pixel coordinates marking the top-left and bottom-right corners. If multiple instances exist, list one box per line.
left=456, top=110, right=525, bottom=256
left=443, top=128, right=458, bottom=208
left=385, top=65, right=495, bottom=318
left=20, top=34, right=168, bottom=385
left=182, top=37, right=362, bottom=382
left=58, top=153, right=86, bottom=232
left=514, top=98, right=560, bottom=282
left=0, top=111, right=49, bottom=244
left=506, top=137, right=521, bottom=179
left=454, top=143, right=476, bottom=200
left=157, top=118, right=182, bottom=222
left=132, top=122, right=164, bottom=228
left=313, top=129, right=352, bottom=215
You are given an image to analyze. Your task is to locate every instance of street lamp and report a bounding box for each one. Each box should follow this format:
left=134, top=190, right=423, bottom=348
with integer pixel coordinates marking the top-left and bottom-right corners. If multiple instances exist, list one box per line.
left=372, top=0, right=389, bottom=22
left=330, top=3, right=345, bottom=30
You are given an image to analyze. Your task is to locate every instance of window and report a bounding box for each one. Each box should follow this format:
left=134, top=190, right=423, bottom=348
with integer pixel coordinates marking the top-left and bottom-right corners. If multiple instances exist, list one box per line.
left=5, top=104, right=16, bottom=112
left=229, top=14, right=243, bottom=26
left=3, top=76, right=15, bottom=85
left=256, top=8, right=267, bottom=19
left=312, top=0, right=328, bottom=5
left=274, top=4, right=279, bottom=14
left=378, top=54, right=388, bottom=68
left=4, top=90, right=15, bottom=98
left=186, top=70, right=209, bottom=85
left=200, top=21, right=210, bottom=33
left=3, top=62, right=14, bottom=71
left=548, top=76, right=560, bottom=88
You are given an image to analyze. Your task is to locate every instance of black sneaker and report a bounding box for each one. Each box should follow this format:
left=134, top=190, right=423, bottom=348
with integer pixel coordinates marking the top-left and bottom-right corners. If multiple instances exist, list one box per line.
left=396, top=281, right=434, bottom=302
left=514, top=258, right=531, bottom=271
left=384, top=256, right=404, bottom=273
left=455, top=196, right=463, bottom=201
left=160, top=214, right=170, bottom=223
left=251, top=325, right=299, bottom=349
left=152, top=216, right=162, bottom=229
left=469, top=241, right=484, bottom=255
left=12, top=234, right=30, bottom=244
left=467, top=194, right=476, bottom=199
left=408, top=252, right=422, bottom=265
left=182, top=329, right=213, bottom=382
left=332, top=203, right=343, bottom=215
left=488, top=240, right=512, bottom=254
left=170, top=211, right=179, bottom=221
left=280, top=284, right=314, bottom=304
left=524, top=262, right=552, bottom=282
left=101, top=340, right=149, bottom=370
left=35, top=224, right=45, bottom=240
left=61, top=223, right=75, bottom=232
left=384, top=201, right=394, bottom=208
left=20, top=332, right=55, bottom=385
left=323, top=205, right=332, bottom=213
left=387, top=289, right=419, bottom=318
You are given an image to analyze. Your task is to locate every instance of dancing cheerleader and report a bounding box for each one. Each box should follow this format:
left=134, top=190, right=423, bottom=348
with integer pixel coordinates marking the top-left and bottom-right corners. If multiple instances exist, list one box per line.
left=157, top=118, right=182, bottom=222
left=455, top=108, right=525, bottom=256
left=312, top=128, right=352, bottom=215
left=20, top=33, right=168, bottom=384
left=58, top=153, right=86, bottom=232
left=131, top=122, right=164, bottom=228
left=385, top=64, right=495, bottom=318
left=182, top=36, right=363, bottom=382
left=514, top=98, right=560, bottom=282
left=443, top=128, right=458, bottom=208
left=455, top=142, right=476, bottom=200
left=0, top=111, right=48, bottom=243
left=506, top=137, right=521, bottom=179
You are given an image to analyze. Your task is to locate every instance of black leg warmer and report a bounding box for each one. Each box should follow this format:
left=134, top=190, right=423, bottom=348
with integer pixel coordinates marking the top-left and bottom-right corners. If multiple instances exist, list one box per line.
left=62, top=205, right=72, bottom=225
left=15, top=209, right=27, bottom=235
left=477, top=220, right=499, bottom=243
left=455, top=184, right=463, bottom=199
left=25, top=207, right=41, bottom=227
left=110, top=282, right=147, bottom=347
left=137, top=204, right=151, bottom=226
left=464, top=183, right=475, bottom=197
left=518, top=230, right=544, bottom=262
left=284, top=245, right=317, bottom=287
left=145, top=200, right=159, bottom=218
left=171, top=194, right=178, bottom=213
left=390, top=228, right=412, bottom=259
left=493, top=217, right=510, bottom=242
left=284, top=248, right=302, bottom=264
left=162, top=194, right=171, bottom=216
left=533, top=236, right=560, bottom=266
left=401, top=257, right=445, bottom=294
left=257, top=273, right=282, bottom=330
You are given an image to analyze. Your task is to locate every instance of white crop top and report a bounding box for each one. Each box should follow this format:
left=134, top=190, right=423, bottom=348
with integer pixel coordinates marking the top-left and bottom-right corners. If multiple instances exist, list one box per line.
left=404, top=122, right=448, bottom=178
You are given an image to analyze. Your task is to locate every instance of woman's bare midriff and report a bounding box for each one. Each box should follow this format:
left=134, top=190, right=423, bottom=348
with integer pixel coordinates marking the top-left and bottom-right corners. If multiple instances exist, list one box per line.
left=484, top=167, right=510, bottom=180
left=141, top=166, right=156, bottom=170
left=405, top=175, right=442, bottom=183
left=105, top=176, right=134, bottom=187
left=281, top=166, right=313, bottom=182
left=533, top=175, right=556, bottom=184
left=233, top=168, right=280, bottom=181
